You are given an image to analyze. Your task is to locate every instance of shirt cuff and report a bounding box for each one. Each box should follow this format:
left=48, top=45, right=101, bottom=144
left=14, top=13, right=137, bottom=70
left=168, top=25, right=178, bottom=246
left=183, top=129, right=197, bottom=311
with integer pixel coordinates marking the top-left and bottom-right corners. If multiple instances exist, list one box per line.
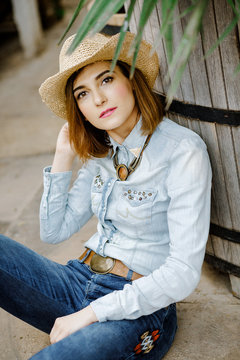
left=90, top=291, right=125, bottom=322
left=43, top=166, right=72, bottom=194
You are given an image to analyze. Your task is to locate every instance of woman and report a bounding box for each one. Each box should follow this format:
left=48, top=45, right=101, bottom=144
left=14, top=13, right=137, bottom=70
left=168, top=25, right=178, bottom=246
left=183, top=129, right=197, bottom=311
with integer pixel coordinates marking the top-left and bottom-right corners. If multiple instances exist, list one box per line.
left=0, top=32, right=212, bottom=359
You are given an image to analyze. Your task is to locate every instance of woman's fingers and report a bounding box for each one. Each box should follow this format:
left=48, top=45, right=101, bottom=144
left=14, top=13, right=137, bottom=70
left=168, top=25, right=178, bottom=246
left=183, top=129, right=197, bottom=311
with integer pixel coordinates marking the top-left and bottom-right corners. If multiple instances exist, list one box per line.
left=49, top=306, right=98, bottom=344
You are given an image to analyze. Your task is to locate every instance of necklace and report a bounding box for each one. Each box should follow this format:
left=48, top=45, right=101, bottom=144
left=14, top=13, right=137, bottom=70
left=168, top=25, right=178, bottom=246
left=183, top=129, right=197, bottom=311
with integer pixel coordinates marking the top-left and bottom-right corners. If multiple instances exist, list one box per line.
left=113, top=134, right=152, bottom=181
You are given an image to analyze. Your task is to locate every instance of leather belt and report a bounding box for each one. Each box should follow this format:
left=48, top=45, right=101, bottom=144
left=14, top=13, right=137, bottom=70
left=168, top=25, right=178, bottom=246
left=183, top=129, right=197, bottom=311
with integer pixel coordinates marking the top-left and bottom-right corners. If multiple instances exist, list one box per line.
left=79, top=249, right=143, bottom=281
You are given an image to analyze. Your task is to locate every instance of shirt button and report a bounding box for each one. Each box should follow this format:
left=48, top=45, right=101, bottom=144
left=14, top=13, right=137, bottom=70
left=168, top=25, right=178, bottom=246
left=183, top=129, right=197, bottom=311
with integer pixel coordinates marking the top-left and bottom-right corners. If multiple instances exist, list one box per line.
left=108, top=182, right=111, bottom=186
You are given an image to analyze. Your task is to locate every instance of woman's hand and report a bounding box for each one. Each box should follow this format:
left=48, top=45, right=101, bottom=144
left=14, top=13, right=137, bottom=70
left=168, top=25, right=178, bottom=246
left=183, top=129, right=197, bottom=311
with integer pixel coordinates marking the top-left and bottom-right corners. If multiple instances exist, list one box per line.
left=50, top=305, right=98, bottom=344
left=51, top=123, right=77, bottom=173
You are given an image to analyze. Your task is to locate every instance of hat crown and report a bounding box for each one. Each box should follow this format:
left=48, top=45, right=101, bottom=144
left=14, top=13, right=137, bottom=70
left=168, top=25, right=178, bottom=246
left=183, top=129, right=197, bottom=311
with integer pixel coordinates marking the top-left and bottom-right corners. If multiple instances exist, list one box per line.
left=59, top=33, right=109, bottom=72
left=39, top=32, right=159, bottom=120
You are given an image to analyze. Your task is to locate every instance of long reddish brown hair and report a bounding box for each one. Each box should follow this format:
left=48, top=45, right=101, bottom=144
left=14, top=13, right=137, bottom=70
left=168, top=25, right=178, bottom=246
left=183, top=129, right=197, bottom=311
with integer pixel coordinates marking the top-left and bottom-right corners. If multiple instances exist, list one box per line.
left=65, top=61, right=163, bottom=162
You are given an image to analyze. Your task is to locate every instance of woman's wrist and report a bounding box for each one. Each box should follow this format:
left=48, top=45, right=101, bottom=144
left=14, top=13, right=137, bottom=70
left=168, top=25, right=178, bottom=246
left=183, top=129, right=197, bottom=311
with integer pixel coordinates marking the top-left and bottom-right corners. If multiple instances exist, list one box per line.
left=86, top=305, right=98, bottom=323
left=51, top=150, right=76, bottom=173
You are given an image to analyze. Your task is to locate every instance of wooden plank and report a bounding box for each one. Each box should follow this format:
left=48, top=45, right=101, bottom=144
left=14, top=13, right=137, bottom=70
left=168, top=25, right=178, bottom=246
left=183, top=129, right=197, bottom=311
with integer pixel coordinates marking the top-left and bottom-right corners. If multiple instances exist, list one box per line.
left=172, top=1, right=232, bottom=230
left=167, top=2, right=191, bottom=101
left=151, top=2, right=178, bottom=96
left=229, top=275, right=240, bottom=298
left=215, top=125, right=240, bottom=230
left=201, top=0, right=228, bottom=108
left=206, top=234, right=215, bottom=255
left=142, top=4, right=164, bottom=93
left=214, top=0, right=240, bottom=111
left=200, top=0, right=239, bottom=231
left=210, top=186, right=220, bottom=225
left=135, top=0, right=164, bottom=96
left=178, top=0, right=212, bottom=107
left=200, top=123, right=232, bottom=228
left=211, top=235, right=240, bottom=266
left=232, top=127, right=240, bottom=181
left=213, top=0, right=240, bottom=230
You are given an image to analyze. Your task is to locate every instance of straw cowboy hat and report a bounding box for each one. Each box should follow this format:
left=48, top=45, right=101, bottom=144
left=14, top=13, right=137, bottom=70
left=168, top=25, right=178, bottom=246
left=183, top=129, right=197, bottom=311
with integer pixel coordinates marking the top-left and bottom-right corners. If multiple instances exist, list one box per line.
left=39, top=32, right=159, bottom=119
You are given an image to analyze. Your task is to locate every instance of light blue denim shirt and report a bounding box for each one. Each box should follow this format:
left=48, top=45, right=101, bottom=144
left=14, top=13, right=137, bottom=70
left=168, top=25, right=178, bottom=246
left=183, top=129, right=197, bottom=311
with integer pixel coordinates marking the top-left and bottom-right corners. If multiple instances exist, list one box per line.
left=40, top=117, right=212, bottom=322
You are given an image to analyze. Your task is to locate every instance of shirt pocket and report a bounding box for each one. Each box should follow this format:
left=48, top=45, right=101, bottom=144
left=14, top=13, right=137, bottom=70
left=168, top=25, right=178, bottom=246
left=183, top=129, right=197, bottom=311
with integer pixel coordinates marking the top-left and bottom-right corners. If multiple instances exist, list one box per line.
left=117, top=187, right=157, bottom=226
left=91, top=174, right=105, bottom=215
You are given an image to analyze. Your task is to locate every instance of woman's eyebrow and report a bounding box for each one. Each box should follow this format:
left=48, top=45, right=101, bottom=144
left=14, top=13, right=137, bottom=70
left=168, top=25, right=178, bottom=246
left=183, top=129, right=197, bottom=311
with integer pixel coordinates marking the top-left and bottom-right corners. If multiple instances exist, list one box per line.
left=73, top=70, right=113, bottom=93
left=95, top=69, right=111, bottom=81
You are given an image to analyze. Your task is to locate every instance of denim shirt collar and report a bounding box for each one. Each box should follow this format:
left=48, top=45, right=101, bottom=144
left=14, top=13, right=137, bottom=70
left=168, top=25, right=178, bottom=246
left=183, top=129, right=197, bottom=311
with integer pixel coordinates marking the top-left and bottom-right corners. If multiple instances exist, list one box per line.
left=109, top=116, right=147, bottom=159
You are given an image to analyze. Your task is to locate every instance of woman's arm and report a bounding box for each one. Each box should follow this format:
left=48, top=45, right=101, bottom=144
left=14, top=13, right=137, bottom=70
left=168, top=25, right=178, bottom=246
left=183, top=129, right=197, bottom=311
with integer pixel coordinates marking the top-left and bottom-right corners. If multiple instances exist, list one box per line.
left=40, top=123, right=94, bottom=244
left=51, top=123, right=76, bottom=173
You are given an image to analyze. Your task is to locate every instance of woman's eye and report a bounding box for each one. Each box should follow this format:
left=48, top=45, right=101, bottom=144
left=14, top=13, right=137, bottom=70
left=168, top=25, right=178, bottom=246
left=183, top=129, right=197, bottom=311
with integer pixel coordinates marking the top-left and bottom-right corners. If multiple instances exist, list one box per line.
left=77, top=91, right=87, bottom=100
left=102, top=76, right=113, bottom=85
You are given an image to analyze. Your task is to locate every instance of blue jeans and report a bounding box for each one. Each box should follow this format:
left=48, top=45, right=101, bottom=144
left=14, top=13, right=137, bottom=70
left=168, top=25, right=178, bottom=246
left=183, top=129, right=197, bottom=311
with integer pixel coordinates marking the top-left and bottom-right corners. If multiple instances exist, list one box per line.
left=0, top=235, right=177, bottom=359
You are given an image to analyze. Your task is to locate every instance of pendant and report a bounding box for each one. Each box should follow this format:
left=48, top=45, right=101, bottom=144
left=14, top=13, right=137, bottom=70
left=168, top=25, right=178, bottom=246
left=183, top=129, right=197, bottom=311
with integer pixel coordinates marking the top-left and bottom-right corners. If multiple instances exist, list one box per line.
left=116, top=164, right=129, bottom=181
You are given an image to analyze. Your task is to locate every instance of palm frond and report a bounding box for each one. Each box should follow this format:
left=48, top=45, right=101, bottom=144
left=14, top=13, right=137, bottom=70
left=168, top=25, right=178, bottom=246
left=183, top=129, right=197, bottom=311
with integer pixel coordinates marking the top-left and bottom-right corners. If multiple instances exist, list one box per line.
left=58, top=0, right=88, bottom=45
left=204, top=17, right=239, bottom=59
left=151, top=0, right=178, bottom=62
left=68, top=0, right=126, bottom=54
left=110, top=0, right=137, bottom=73
left=61, top=0, right=240, bottom=107
left=226, top=0, right=240, bottom=16
left=234, top=62, right=240, bottom=74
left=129, top=0, right=158, bottom=78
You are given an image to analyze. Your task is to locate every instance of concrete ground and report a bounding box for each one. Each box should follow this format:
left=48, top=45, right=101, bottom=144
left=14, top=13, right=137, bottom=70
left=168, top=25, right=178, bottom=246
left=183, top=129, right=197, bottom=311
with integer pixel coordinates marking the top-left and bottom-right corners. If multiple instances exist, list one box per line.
left=0, top=4, right=240, bottom=359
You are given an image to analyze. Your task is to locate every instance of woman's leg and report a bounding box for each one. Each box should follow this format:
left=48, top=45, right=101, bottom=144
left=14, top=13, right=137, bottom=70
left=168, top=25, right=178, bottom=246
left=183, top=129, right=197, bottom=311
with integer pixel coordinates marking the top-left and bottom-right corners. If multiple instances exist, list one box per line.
left=30, top=304, right=177, bottom=360
left=28, top=264, right=177, bottom=360
left=0, top=236, right=177, bottom=359
left=0, top=234, right=87, bottom=333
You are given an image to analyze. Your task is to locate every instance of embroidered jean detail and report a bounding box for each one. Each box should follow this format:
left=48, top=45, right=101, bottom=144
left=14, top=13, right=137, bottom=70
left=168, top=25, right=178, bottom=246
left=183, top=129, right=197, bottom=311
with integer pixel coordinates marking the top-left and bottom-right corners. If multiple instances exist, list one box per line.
left=92, top=174, right=105, bottom=193
left=91, top=174, right=105, bottom=215
left=134, top=330, right=162, bottom=355
left=117, top=188, right=156, bottom=227
left=122, top=188, right=156, bottom=207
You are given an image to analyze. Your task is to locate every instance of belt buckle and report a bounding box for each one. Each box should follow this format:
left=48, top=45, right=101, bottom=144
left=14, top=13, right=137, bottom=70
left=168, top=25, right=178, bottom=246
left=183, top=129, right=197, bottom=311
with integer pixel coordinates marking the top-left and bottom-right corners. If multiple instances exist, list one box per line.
left=90, top=253, right=116, bottom=275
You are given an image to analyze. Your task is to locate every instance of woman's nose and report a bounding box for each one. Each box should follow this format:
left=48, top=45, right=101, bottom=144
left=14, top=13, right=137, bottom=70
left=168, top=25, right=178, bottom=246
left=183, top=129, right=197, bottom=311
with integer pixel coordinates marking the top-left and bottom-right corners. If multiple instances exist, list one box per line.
left=93, top=89, right=107, bottom=106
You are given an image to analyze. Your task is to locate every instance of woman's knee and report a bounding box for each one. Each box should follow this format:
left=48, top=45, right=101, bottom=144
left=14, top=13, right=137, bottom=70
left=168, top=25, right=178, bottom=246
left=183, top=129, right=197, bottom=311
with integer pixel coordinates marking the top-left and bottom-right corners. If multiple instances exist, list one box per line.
left=0, top=234, right=14, bottom=254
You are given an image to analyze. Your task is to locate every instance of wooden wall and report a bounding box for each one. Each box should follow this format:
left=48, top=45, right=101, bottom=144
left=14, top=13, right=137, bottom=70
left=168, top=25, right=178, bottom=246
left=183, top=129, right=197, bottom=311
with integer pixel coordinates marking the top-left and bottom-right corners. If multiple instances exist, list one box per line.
left=127, top=0, right=240, bottom=296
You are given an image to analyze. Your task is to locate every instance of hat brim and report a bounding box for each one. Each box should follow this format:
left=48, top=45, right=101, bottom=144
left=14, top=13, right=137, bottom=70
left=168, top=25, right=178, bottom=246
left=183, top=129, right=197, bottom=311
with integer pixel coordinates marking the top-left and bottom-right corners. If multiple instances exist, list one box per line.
left=39, top=32, right=159, bottom=119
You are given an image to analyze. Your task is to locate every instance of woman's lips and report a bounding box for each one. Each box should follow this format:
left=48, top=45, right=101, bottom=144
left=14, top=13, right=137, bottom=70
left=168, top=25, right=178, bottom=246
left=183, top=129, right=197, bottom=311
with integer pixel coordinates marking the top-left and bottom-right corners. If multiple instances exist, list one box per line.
left=100, top=107, right=117, bottom=118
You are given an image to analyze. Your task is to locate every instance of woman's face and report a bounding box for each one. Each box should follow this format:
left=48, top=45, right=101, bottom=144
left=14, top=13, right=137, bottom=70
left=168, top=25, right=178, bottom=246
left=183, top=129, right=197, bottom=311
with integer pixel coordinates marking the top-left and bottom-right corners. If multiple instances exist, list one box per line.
left=73, top=61, right=138, bottom=143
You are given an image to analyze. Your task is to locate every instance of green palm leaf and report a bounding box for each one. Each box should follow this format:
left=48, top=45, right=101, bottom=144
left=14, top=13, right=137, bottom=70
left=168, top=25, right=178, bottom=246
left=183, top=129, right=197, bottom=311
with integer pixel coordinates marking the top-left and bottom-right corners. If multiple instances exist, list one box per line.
left=68, top=0, right=126, bottom=54
left=158, top=0, right=178, bottom=62
left=110, top=0, right=137, bottom=73
left=204, top=22, right=240, bottom=59
left=58, top=0, right=88, bottom=45
left=234, top=62, right=240, bottom=74
left=61, top=0, right=240, bottom=107
left=129, top=0, right=158, bottom=78
left=226, top=0, right=240, bottom=16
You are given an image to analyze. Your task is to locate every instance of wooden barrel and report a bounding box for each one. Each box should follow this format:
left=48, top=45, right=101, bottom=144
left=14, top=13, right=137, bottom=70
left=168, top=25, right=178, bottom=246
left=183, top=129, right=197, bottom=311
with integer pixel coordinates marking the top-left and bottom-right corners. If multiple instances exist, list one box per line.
left=128, top=0, right=240, bottom=297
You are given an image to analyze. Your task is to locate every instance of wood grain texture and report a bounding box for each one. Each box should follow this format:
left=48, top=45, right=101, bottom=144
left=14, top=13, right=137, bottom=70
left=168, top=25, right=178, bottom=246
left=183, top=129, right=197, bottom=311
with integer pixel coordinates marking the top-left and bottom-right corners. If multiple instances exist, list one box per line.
left=206, top=234, right=215, bottom=255
left=128, top=0, right=240, bottom=291
left=211, top=235, right=240, bottom=266
left=230, top=274, right=240, bottom=298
